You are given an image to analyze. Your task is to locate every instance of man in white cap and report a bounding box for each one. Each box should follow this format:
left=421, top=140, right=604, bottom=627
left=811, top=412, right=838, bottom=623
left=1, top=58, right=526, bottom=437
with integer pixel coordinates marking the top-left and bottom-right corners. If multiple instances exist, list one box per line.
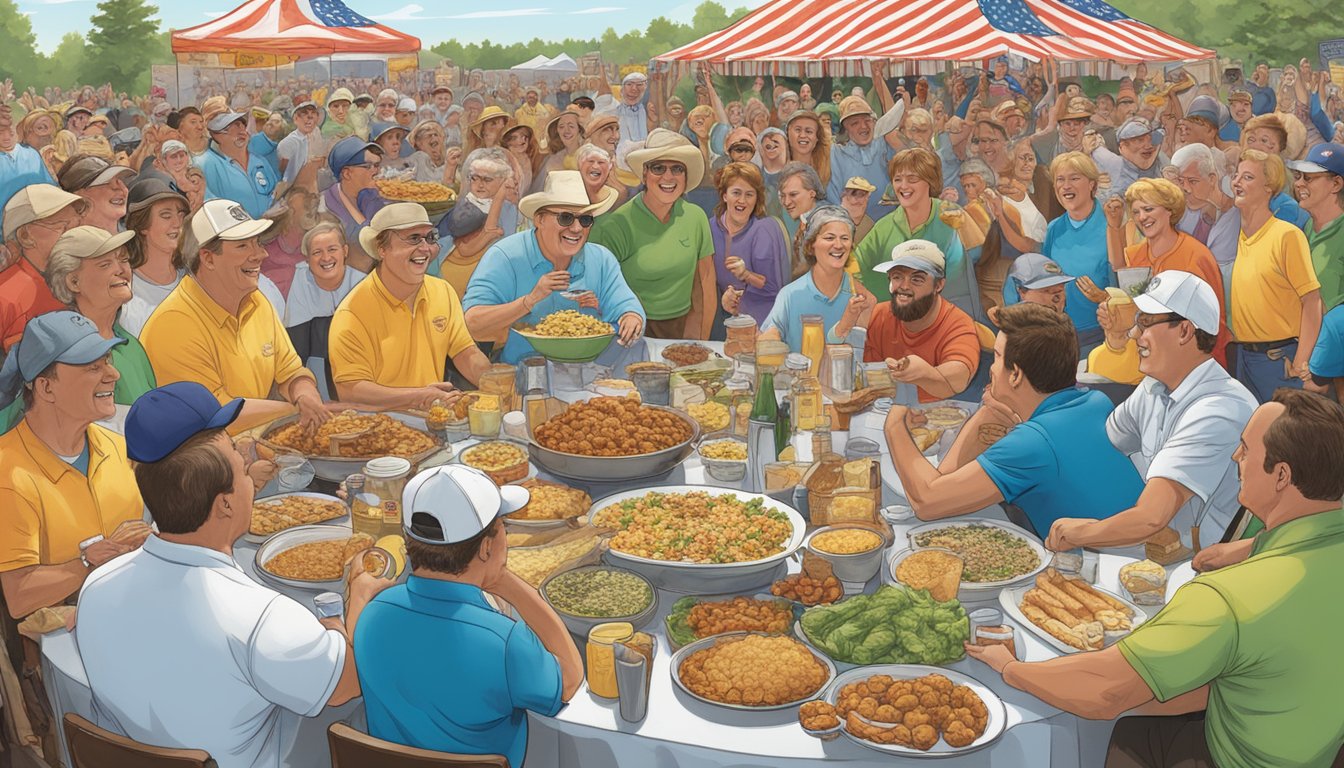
left=595, top=71, right=651, bottom=148
left=196, top=110, right=284, bottom=219
left=464, top=170, right=644, bottom=364
left=355, top=465, right=582, bottom=766
left=329, top=203, right=490, bottom=409
left=0, top=185, right=89, bottom=350
left=1046, top=271, right=1257, bottom=558
left=866, top=240, right=980, bottom=402
left=141, top=199, right=328, bottom=433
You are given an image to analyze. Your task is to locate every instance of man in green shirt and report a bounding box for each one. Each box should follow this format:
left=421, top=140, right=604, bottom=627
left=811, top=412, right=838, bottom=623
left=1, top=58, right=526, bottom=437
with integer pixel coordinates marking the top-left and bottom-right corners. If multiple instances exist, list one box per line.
left=1290, top=142, right=1344, bottom=311
left=589, top=129, right=715, bottom=340
left=966, top=389, right=1344, bottom=768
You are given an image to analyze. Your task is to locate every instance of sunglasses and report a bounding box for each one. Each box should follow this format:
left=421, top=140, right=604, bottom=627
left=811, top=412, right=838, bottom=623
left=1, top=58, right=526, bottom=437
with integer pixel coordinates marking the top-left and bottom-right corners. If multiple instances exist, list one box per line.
left=647, top=162, right=687, bottom=177
left=545, top=211, right=595, bottom=228
left=1292, top=170, right=1333, bottom=182
left=395, top=231, right=440, bottom=247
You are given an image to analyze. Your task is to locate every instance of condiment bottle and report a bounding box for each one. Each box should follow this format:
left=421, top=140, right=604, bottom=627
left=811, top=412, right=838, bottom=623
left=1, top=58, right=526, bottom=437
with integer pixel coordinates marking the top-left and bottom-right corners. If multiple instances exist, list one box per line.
left=725, top=376, right=753, bottom=436
left=800, top=314, right=825, bottom=376
left=358, top=457, right=411, bottom=538
left=787, top=353, right=823, bottom=432
left=586, top=622, right=635, bottom=699
left=811, top=415, right=833, bottom=459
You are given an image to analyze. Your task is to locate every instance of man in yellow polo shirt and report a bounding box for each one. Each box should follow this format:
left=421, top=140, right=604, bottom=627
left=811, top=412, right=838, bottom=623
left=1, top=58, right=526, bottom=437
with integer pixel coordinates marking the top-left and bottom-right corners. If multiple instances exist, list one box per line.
left=0, top=312, right=149, bottom=618
left=329, top=203, right=488, bottom=411
left=141, top=199, right=328, bottom=432
left=966, top=390, right=1344, bottom=768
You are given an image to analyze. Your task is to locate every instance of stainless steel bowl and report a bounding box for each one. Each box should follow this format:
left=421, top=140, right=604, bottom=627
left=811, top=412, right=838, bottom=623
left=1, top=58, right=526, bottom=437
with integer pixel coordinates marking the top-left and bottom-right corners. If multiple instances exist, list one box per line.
left=539, top=565, right=658, bottom=638
left=526, top=404, right=700, bottom=483
left=670, top=631, right=836, bottom=711
left=259, top=411, right=442, bottom=482
left=254, top=524, right=356, bottom=593
left=804, top=525, right=889, bottom=584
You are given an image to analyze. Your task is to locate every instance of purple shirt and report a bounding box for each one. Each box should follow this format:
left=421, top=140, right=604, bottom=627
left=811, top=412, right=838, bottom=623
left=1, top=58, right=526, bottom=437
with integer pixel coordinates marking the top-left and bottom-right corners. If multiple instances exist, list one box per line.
left=710, top=214, right=787, bottom=326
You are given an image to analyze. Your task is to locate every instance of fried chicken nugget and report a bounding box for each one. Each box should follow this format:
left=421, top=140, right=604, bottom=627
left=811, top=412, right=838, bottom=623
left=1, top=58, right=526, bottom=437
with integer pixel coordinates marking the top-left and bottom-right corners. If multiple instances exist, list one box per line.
left=911, top=723, right=939, bottom=751
left=944, top=720, right=979, bottom=748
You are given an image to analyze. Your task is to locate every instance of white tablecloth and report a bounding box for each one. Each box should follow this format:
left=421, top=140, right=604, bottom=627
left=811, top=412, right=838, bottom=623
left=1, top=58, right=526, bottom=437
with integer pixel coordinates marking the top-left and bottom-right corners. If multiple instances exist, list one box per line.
left=41, top=338, right=1136, bottom=768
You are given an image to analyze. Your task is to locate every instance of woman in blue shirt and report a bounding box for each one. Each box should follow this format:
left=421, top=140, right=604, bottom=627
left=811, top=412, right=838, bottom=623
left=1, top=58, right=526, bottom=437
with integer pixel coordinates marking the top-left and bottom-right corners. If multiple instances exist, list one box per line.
left=1040, top=151, right=1112, bottom=356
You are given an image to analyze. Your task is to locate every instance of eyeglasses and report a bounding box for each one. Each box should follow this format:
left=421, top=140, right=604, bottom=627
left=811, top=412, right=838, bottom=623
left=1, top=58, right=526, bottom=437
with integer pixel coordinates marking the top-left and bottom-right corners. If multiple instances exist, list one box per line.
left=353, top=162, right=382, bottom=171
left=395, top=231, right=440, bottom=247
left=469, top=174, right=497, bottom=184
left=646, top=162, right=687, bottom=177
left=1292, top=170, right=1333, bottom=182
left=1134, top=312, right=1185, bottom=329
left=544, top=211, right=595, bottom=228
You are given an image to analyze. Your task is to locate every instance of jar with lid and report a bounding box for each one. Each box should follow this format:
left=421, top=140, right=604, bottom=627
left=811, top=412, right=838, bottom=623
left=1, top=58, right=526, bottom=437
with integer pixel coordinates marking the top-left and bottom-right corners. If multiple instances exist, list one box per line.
left=724, top=315, right=757, bottom=359
left=586, top=622, right=635, bottom=699
left=724, top=376, right=754, bottom=436
left=353, top=457, right=411, bottom=538
left=823, top=346, right=854, bottom=398
left=787, top=353, right=823, bottom=432
left=811, top=415, right=833, bottom=459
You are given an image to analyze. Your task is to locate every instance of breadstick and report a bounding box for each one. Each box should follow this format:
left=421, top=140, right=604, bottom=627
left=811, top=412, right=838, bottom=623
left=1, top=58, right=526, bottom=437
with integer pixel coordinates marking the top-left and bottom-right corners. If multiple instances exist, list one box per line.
left=1035, top=574, right=1088, bottom=617
left=1059, top=579, right=1114, bottom=617
left=1071, top=580, right=1135, bottom=616
left=1024, top=589, right=1085, bottom=626
left=1022, top=604, right=1089, bottom=651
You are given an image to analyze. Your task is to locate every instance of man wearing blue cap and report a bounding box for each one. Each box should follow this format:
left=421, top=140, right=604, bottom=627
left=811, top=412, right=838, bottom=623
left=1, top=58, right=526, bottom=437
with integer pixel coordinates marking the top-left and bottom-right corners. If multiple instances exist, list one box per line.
left=356, top=465, right=582, bottom=766
left=318, top=136, right=384, bottom=272
left=1088, top=117, right=1166, bottom=197
left=0, top=312, right=149, bottom=619
left=196, top=110, right=284, bottom=219
left=1176, top=96, right=1235, bottom=153
left=1289, top=143, right=1344, bottom=311
left=1003, top=252, right=1075, bottom=315
left=77, top=381, right=390, bottom=768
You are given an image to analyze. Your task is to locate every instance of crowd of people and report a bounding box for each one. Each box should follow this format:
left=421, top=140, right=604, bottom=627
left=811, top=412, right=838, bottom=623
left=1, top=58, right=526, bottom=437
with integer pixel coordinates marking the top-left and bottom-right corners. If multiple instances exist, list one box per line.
left=1, top=52, right=1343, bottom=768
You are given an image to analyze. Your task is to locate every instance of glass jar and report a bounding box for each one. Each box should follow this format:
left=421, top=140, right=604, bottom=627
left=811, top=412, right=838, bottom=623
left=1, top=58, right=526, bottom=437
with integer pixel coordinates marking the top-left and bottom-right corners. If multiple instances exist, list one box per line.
left=521, top=356, right=550, bottom=395
left=823, top=345, right=854, bottom=398
left=724, top=376, right=754, bottom=436
left=586, top=622, right=635, bottom=699
left=354, top=457, right=410, bottom=538
left=788, top=353, right=823, bottom=432
left=811, top=415, right=833, bottom=459
left=480, top=363, right=519, bottom=412
left=800, top=314, right=825, bottom=376
left=724, top=315, right=757, bottom=360
left=628, top=362, right=672, bottom=406
left=468, top=396, right=503, bottom=438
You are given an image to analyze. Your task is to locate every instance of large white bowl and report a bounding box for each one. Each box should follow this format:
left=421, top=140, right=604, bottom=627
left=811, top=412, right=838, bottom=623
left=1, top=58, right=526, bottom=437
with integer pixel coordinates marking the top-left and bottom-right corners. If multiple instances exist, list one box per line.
left=670, top=631, right=836, bottom=711
left=254, top=524, right=358, bottom=593
left=897, top=519, right=1049, bottom=601
left=587, top=485, right=806, bottom=594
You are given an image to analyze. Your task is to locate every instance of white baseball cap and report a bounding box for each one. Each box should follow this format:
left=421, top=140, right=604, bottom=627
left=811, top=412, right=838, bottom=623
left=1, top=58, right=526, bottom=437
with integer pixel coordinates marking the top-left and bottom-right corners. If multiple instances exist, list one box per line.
left=402, top=465, right=530, bottom=545
left=190, top=199, right=273, bottom=244
left=1133, top=271, right=1220, bottom=335
left=873, top=239, right=947, bottom=278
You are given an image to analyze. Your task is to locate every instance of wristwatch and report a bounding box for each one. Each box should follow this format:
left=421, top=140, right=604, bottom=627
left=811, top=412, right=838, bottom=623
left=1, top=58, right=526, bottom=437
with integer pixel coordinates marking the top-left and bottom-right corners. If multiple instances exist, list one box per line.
left=78, top=535, right=105, bottom=569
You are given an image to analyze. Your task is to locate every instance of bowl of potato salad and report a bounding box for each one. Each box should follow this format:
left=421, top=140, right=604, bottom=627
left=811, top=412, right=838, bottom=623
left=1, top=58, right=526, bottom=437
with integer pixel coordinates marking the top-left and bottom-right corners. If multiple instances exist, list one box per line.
left=513, top=310, right=616, bottom=363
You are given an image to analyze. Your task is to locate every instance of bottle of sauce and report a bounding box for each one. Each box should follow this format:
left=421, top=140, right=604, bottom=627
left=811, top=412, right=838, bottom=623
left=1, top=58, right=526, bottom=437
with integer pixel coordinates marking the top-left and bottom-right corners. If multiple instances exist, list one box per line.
left=725, top=376, right=754, bottom=436
left=800, top=314, right=826, bottom=376
left=355, top=457, right=411, bottom=538
left=811, top=415, right=833, bottom=459
left=787, top=353, right=822, bottom=432
left=586, top=622, right=635, bottom=699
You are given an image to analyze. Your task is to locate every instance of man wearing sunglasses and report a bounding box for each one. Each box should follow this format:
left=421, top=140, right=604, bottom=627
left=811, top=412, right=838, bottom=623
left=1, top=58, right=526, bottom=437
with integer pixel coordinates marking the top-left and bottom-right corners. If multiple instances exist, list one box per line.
left=329, top=203, right=490, bottom=411
left=464, top=171, right=644, bottom=364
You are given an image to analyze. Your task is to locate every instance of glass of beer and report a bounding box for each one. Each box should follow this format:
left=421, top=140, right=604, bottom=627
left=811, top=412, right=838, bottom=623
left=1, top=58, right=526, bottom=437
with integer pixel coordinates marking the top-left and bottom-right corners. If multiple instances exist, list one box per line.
left=939, top=201, right=965, bottom=230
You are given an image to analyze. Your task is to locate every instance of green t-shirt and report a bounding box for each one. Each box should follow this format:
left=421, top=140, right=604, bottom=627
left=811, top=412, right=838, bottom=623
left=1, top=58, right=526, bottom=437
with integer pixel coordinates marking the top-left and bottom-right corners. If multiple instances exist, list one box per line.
left=1118, top=509, right=1344, bottom=768
left=1307, top=213, right=1344, bottom=311
left=852, top=199, right=969, bottom=304
left=589, top=194, right=714, bottom=321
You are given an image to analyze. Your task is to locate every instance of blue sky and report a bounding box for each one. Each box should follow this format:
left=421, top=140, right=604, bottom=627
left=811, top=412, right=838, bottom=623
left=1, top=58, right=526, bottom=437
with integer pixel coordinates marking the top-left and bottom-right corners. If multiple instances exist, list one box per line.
left=17, top=0, right=764, bottom=52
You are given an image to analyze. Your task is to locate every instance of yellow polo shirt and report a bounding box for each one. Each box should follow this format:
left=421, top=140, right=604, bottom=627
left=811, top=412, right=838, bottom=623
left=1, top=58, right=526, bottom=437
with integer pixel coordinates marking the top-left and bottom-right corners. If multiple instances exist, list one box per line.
left=1230, top=218, right=1319, bottom=343
left=0, top=420, right=143, bottom=571
left=141, top=276, right=313, bottom=404
left=328, top=269, right=477, bottom=388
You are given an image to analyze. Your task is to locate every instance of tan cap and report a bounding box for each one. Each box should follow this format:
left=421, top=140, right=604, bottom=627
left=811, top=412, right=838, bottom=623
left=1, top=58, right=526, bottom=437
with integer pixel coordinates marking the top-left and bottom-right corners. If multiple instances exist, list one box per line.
left=358, top=202, right=432, bottom=257
left=1061, top=97, right=1096, bottom=121
left=874, top=238, right=946, bottom=277
left=51, top=225, right=136, bottom=261
left=191, top=199, right=273, bottom=245
left=326, top=87, right=356, bottom=107
left=838, top=95, right=876, bottom=124
left=843, top=176, right=877, bottom=193
left=3, top=184, right=89, bottom=241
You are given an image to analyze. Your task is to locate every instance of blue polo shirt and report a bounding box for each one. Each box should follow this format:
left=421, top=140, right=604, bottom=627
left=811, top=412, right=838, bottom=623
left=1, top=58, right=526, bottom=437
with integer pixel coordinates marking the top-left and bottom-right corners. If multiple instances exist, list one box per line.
left=354, top=576, right=564, bottom=768
left=761, top=270, right=856, bottom=352
left=195, top=134, right=281, bottom=219
left=976, top=388, right=1144, bottom=536
left=828, top=139, right=894, bottom=221
left=1310, top=304, right=1344, bottom=379
left=0, top=144, right=56, bottom=230
left=1042, top=204, right=1111, bottom=333
left=463, top=230, right=646, bottom=364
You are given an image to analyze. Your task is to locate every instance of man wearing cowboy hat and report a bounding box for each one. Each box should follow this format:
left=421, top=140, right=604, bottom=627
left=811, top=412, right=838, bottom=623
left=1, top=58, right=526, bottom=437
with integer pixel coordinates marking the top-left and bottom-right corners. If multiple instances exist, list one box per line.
left=827, top=92, right=906, bottom=221
left=1033, top=96, right=1105, bottom=167
left=329, top=203, right=490, bottom=410
left=590, top=128, right=715, bottom=340
left=464, top=170, right=644, bottom=364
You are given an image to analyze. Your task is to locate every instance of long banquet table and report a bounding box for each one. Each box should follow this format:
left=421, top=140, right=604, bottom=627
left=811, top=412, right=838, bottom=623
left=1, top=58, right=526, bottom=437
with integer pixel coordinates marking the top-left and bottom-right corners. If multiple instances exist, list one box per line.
left=42, top=338, right=1143, bottom=768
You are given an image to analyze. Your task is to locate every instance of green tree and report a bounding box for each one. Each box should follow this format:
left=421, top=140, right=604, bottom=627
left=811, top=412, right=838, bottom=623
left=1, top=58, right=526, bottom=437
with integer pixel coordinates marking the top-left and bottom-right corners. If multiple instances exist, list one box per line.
left=1110, top=0, right=1336, bottom=65
left=81, top=0, right=161, bottom=93
left=0, top=0, right=42, bottom=91
left=47, top=32, right=88, bottom=89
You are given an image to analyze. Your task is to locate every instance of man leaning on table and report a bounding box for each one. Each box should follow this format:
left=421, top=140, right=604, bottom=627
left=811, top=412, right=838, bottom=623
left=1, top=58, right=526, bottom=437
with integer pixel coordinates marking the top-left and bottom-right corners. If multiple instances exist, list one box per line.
left=966, top=389, right=1344, bottom=768
left=77, top=382, right=391, bottom=768
left=462, top=170, right=645, bottom=365
left=882, top=302, right=1144, bottom=537
left=1046, top=273, right=1257, bottom=558
left=140, top=199, right=329, bottom=433
left=355, top=465, right=583, bottom=767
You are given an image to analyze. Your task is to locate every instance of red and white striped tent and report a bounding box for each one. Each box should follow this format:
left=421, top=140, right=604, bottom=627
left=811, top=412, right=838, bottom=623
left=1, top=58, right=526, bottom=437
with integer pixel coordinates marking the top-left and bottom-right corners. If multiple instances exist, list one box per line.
left=653, top=0, right=1213, bottom=78
left=172, top=0, right=420, bottom=58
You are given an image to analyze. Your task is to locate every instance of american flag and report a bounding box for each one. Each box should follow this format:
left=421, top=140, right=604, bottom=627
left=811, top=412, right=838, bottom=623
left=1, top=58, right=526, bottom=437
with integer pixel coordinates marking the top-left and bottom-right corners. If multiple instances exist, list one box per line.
left=173, top=0, right=418, bottom=57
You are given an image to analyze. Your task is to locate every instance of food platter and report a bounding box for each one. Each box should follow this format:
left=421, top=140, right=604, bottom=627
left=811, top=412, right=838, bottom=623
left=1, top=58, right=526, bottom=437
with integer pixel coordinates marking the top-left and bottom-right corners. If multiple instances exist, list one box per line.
left=258, top=410, right=441, bottom=481
left=539, top=564, right=657, bottom=637
left=587, top=485, right=806, bottom=593
left=999, top=578, right=1148, bottom=655
left=499, top=478, right=590, bottom=530
left=670, top=631, right=837, bottom=712
left=821, top=664, right=1008, bottom=757
left=664, top=592, right=802, bottom=650
left=253, top=524, right=363, bottom=592
left=527, top=404, right=700, bottom=483
left=244, top=491, right=348, bottom=544
left=899, top=519, right=1050, bottom=599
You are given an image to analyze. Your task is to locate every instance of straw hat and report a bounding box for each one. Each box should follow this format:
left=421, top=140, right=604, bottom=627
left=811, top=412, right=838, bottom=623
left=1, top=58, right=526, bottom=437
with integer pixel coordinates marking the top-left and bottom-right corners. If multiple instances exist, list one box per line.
left=358, top=202, right=432, bottom=258
left=469, top=105, right=510, bottom=131
left=1060, top=97, right=1096, bottom=121
left=543, top=106, right=585, bottom=151
left=837, top=95, right=875, bottom=124
left=624, top=128, right=705, bottom=190
left=518, top=170, right=618, bottom=220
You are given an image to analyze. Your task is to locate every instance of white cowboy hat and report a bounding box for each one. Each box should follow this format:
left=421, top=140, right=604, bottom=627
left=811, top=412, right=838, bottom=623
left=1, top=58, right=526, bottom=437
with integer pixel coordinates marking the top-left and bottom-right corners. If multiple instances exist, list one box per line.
left=624, top=128, right=705, bottom=190
left=518, top=170, right=618, bottom=221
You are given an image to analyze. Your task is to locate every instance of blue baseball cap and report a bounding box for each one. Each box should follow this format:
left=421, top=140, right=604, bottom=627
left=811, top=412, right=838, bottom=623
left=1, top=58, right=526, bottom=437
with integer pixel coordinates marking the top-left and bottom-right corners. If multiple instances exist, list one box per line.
left=369, top=122, right=407, bottom=144
left=327, top=136, right=383, bottom=176
left=1184, top=95, right=1223, bottom=126
left=125, top=382, right=243, bottom=463
left=0, top=311, right=126, bottom=412
left=1287, top=143, right=1344, bottom=179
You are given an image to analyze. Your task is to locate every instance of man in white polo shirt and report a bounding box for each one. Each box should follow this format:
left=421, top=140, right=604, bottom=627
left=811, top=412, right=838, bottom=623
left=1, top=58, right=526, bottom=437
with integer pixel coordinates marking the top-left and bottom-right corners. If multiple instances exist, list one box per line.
left=1046, top=272, right=1257, bottom=557
left=76, top=382, right=390, bottom=768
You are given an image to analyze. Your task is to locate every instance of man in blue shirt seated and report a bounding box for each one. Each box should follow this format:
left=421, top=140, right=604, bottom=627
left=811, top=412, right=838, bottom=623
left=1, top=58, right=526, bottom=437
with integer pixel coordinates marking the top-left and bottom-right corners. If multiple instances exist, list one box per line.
left=462, top=170, right=645, bottom=364
left=884, top=302, right=1145, bottom=536
left=355, top=465, right=584, bottom=767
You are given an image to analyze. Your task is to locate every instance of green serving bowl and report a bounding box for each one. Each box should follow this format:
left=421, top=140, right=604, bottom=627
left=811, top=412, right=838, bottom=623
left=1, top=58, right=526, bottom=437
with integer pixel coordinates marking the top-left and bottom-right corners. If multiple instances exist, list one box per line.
left=513, top=324, right=615, bottom=363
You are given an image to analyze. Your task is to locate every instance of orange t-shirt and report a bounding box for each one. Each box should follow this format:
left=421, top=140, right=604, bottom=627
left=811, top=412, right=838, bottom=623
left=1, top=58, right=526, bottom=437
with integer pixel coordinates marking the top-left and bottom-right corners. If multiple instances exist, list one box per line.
left=863, top=299, right=981, bottom=402
left=1124, top=232, right=1230, bottom=368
